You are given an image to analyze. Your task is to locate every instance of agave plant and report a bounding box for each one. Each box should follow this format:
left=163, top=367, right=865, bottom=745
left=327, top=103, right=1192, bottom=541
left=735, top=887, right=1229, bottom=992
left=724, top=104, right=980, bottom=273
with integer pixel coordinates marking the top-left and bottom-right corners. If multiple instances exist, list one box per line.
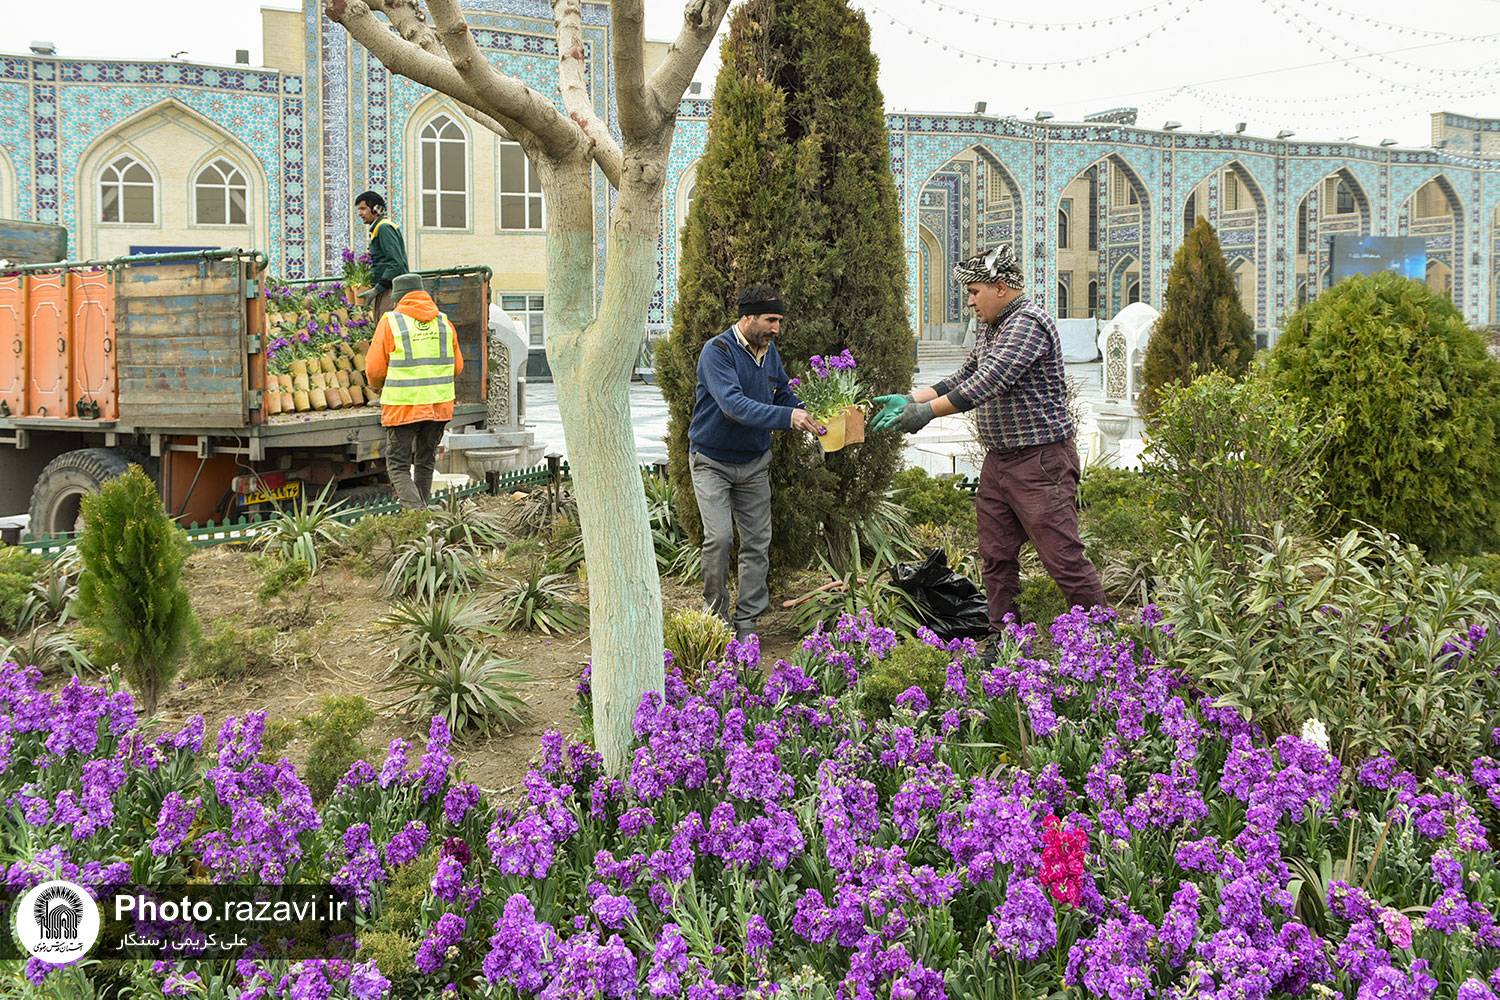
left=18, top=549, right=82, bottom=630
left=429, top=493, right=510, bottom=550
left=382, top=530, right=478, bottom=601
left=377, top=593, right=500, bottom=667
left=494, top=564, right=588, bottom=634
left=790, top=526, right=922, bottom=635
left=255, top=484, right=346, bottom=574
left=643, top=473, right=701, bottom=580
left=1, top=626, right=94, bottom=676
left=384, top=646, right=528, bottom=738
left=505, top=485, right=577, bottom=538
left=543, top=518, right=586, bottom=576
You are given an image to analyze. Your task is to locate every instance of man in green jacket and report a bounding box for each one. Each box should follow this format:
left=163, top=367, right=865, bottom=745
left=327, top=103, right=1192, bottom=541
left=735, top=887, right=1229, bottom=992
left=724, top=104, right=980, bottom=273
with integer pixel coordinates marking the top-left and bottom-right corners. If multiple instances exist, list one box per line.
left=354, top=190, right=409, bottom=318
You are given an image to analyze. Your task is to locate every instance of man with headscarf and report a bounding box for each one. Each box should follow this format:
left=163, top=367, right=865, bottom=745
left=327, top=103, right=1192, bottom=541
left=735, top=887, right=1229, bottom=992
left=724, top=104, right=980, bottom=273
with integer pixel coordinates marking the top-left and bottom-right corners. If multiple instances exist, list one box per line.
left=871, top=244, right=1106, bottom=637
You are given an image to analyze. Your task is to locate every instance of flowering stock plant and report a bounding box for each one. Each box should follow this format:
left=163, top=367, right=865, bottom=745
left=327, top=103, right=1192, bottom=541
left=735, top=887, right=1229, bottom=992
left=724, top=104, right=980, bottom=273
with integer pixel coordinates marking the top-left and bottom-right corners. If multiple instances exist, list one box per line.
left=3, top=597, right=1500, bottom=999
left=792, top=349, right=863, bottom=422
left=341, top=248, right=374, bottom=287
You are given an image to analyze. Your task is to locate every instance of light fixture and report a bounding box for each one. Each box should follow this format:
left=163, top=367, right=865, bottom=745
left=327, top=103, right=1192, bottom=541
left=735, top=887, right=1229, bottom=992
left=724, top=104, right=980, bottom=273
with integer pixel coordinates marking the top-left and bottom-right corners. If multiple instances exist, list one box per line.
left=1276, top=129, right=1295, bottom=140
left=973, top=101, right=987, bottom=114
left=1034, top=111, right=1055, bottom=121
left=1163, top=120, right=1182, bottom=130
left=1235, top=122, right=1247, bottom=134
left=1379, top=138, right=1398, bottom=146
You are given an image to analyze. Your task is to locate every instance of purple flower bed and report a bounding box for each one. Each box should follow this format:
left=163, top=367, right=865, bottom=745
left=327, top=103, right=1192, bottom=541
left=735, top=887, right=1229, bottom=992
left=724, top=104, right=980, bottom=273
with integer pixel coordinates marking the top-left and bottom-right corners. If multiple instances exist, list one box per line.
left=3, top=606, right=1498, bottom=998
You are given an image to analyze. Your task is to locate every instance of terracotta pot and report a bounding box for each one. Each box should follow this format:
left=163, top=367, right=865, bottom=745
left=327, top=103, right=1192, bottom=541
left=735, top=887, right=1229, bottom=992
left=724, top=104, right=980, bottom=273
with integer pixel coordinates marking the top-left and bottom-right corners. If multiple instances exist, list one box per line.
left=319, top=355, right=337, bottom=375
left=292, top=373, right=311, bottom=393
left=294, top=390, right=312, bottom=411
left=278, top=374, right=295, bottom=392
left=265, top=390, right=282, bottom=415
left=364, top=387, right=381, bottom=404
left=334, top=370, right=350, bottom=388
left=336, top=357, right=354, bottom=373
left=280, top=391, right=297, bottom=412
left=354, top=338, right=371, bottom=354
left=326, top=387, right=344, bottom=410
left=338, top=387, right=355, bottom=407
left=353, top=353, right=367, bottom=372
left=290, top=359, right=310, bottom=378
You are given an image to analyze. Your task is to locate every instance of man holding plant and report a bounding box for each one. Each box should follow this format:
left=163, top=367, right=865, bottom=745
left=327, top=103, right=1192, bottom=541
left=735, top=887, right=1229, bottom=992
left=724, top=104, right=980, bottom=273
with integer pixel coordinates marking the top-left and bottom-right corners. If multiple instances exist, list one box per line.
left=871, top=245, right=1105, bottom=635
left=688, top=284, right=826, bottom=640
left=354, top=190, right=409, bottom=318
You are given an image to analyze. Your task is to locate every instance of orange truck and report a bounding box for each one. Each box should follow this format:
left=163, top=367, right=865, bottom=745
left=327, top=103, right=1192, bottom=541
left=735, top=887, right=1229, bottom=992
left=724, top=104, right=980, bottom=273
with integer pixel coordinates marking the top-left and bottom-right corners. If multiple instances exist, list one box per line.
left=0, top=232, right=490, bottom=538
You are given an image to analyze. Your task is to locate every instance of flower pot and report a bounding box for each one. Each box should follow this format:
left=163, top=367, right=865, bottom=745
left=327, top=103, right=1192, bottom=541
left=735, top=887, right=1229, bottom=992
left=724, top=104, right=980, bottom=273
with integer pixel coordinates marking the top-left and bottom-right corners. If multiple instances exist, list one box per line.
left=843, top=404, right=865, bottom=446
left=334, top=370, right=351, bottom=388
left=265, top=390, right=282, bottom=415
left=290, top=359, right=310, bottom=378
left=292, top=373, right=310, bottom=393
left=347, top=284, right=370, bottom=307
left=310, top=387, right=329, bottom=411
left=365, top=387, right=381, bottom=405
left=319, top=355, right=337, bottom=375
left=333, top=308, right=350, bottom=325
left=353, top=353, right=367, bottom=372
left=337, top=387, right=355, bottom=407
left=354, top=338, right=371, bottom=355
left=278, top=374, right=295, bottom=392
left=336, top=357, right=354, bottom=373
left=818, top=410, right=847, bottom=453
left=325, top=387, right=344, bottom=410
left=292, top=390, right=311, bottom=412
left=280, top=391, right=296, bottom=413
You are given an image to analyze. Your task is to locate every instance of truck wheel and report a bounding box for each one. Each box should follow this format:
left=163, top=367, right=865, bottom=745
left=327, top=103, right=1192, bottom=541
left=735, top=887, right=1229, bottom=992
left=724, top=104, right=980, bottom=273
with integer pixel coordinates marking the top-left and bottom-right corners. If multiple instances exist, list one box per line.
left=29, top=448, right=134, bottom=537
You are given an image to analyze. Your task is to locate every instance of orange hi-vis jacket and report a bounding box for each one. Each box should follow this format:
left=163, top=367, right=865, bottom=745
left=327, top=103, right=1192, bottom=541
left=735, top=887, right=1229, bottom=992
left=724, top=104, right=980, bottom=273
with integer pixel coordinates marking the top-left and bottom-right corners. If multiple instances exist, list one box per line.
left=365, top=291, right=465, bottom=427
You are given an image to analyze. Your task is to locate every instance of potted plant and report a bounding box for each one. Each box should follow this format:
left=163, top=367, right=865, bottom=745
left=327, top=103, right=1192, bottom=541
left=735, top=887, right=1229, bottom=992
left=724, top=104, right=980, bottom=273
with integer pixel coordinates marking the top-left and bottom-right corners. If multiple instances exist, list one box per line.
left=795, top=349, right=865, bottom=453
left=342, top=248, right=374, bottom=306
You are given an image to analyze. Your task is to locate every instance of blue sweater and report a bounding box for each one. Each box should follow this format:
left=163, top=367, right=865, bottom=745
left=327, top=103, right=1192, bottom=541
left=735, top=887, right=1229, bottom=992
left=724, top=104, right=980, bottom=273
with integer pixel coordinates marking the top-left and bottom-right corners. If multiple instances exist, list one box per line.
left=688, top=328, right=803, bottom=464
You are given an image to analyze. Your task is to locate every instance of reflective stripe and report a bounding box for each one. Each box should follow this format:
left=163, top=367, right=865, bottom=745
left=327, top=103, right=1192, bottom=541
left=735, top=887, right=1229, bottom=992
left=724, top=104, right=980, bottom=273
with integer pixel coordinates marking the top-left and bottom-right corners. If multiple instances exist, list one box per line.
left=370, top=218, right=397, bottom=241
left=384, top=374, right=456, bottom=387
left=392, top=312, right=416, bottom=358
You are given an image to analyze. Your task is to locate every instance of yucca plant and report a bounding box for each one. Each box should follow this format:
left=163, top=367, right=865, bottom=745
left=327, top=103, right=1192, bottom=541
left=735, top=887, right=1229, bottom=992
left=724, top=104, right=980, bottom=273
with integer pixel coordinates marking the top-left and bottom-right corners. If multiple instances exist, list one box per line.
left=790, top=526, right=922, bottom=635
left=663, top=606, right=733, bottom=683
left=256, top=484, right=346, bottom=574
left=377, top=593, right=500, bottom=667
left=429, top=494, right=510, bottom=550
left=505, top=485, right=577, bottom=538
left=18, top=549, right=82, bottom=630
left=385, top=646, right=528, bottom=738
left=543, top=518, right=586, bottom=576
left=644, top=473, right=701, bottom=581
left=1, top=626, right=94, bottom=676
left=494, top=564, right=588, bottom=634
left=382, top=530, right=478, bottom=601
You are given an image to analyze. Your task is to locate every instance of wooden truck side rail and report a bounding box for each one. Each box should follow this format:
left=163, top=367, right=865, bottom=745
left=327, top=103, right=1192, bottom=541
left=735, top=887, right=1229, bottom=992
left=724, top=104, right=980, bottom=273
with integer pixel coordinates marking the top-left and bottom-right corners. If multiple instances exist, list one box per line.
left=0, top=249, right=491, bottom=535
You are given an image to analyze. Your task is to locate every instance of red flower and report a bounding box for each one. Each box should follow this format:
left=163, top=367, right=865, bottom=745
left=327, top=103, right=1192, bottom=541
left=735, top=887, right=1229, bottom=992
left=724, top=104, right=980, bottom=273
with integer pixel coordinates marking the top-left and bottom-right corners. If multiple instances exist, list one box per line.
left=1039, top=814, right=1087, bottom=907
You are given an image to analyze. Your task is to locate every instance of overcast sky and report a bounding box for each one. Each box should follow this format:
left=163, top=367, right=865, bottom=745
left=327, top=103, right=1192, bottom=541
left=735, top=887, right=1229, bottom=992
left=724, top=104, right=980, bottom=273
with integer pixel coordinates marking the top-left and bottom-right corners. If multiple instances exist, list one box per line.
left=8, top=0, right=1499, bottom=147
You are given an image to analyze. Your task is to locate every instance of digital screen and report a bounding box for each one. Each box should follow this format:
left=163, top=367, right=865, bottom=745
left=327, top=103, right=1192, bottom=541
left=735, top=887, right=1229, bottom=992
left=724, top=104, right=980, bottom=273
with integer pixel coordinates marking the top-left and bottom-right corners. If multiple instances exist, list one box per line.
left=1330, top=235, right=1427, bottom=283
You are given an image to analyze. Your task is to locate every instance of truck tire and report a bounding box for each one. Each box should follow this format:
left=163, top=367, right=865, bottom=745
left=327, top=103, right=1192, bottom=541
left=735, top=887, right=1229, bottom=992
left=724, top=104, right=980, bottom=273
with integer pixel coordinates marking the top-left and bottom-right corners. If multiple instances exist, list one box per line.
left=331, top=484, right=395, bottom=510
left=29, top=448, right=134, bottom=537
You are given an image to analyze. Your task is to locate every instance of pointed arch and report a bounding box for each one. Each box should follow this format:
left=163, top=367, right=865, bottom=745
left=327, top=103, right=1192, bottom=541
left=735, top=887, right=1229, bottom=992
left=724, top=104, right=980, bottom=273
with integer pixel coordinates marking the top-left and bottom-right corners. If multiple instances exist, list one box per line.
left=416, top=106, right=471, bottom=231
left=1400, top=174, right=1464, bottom=307
left=1294, top=168, right=1373, bottom=307
left=0, top=146, right=15, bottom=219
left=75, top=97, right=269, bottom=258
left=1181, top=160, right=1268, bottom=326
left=1058, top=153, right=1151, bottom=319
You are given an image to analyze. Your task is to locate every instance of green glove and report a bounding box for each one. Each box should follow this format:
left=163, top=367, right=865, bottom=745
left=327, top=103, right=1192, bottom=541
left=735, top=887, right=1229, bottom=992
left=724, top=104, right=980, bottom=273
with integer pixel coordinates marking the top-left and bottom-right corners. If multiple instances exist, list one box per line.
left=869, top=393, right=911, bottom=432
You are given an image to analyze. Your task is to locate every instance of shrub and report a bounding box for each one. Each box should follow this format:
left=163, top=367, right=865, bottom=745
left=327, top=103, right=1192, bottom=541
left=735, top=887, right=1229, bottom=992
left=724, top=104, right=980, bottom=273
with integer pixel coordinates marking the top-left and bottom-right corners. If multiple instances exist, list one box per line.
left=75, top=466, right=197, bottom=714
left=298, top=695, right=375, bottom=802
left=494, top=566, right=588, bottom=634
left=250, top=553, right=312, bottom=605
left=789, top=527, right=921, bottom=635
left=858, top=636, right=949, bottom=717
left=428, top=494, right=509, bottom=550
left=888, top=468, right=975, bottom=537
left=663, top=607, right=733, bottom=683
left=1138, top=218, right=1256, bottom=418
left=1447, top=552, right=1500, bottom=595
left=1078, top=467, right=1169, bottom=603
left=1013, top=574, right=1068, bottom=628
left=341, top=509, right=432, bottom=572
left=188, top=621, right=278, bottom=682
left=0, top=626, right=93, bottom=676
left=504, top=486, right=575, bottom=538
left=0, top=547, right=47, bottom=634
left=17, top=549, right=81, bottom=631
left=355, top=931, right=419, bottom=996
left=543, top=517, right=585, bottom=577
left=1143, top=369, right=1327, bottom=554
left=1266, top=272, right=1500, bottom=554
left=385, top=647, right=528, bottom=737
left=1152, top=520, right=1500, bottom=772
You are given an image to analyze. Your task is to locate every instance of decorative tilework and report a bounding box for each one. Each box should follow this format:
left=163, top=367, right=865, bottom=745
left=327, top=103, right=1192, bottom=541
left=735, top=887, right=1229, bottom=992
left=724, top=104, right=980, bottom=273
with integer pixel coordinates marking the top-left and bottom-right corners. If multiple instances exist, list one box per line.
left=0, top=82, right=33, bottom=218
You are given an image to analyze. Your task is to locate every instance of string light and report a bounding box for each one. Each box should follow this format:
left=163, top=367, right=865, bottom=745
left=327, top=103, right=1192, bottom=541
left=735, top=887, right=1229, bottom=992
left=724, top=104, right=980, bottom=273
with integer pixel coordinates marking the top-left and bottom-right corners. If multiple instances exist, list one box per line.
left=1266, top=0, right=1500, bottom=83
left=906, top=0, right=1193, bottom=32
left=868, top=0, right=1202, bottom=70
left=1285, top=0, right=1490, bottom=42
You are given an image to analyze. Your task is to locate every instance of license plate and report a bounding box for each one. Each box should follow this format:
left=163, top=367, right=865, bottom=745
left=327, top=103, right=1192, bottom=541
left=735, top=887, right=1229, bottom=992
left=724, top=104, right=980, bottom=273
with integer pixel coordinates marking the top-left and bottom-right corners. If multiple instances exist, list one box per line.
left=245, top=481, right=302, bottom=505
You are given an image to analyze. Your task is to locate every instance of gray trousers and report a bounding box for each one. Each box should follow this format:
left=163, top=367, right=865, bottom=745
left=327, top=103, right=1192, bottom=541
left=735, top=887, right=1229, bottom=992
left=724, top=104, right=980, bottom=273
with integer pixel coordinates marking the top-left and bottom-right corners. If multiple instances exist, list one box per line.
left=690, top=449, right=773, bottom=634
left=385, top=420, right=446, bottom=509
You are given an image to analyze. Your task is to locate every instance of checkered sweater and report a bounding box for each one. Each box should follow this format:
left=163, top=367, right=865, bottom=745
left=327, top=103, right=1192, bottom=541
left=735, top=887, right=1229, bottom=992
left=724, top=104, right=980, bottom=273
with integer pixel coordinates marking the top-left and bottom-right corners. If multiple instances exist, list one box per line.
left=934, top=297, right=1074, bottom=454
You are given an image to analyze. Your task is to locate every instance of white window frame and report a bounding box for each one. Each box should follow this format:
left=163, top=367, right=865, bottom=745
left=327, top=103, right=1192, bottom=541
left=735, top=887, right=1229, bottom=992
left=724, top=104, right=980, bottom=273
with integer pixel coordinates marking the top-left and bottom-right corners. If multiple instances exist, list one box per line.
left=497, top=138, right=545, bottom=232
left=98, top=154, right=157, bottom=225
left=502, top=293, right=546, bottom=348
left=191, top=156, right=249, bottom=227
left=419, top=114, right=469, bottom=230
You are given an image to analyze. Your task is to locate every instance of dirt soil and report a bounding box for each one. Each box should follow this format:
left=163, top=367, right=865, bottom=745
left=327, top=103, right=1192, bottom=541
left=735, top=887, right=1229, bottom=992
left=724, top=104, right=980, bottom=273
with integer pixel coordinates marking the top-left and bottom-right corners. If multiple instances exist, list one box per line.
left=152, top=510, right=809, bottom=801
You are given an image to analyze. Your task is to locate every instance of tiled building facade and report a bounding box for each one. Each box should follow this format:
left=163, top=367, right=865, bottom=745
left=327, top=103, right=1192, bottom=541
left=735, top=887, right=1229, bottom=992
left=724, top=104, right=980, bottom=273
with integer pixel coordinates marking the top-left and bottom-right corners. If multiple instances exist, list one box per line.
left=1, top=0, right=1497, bottom=364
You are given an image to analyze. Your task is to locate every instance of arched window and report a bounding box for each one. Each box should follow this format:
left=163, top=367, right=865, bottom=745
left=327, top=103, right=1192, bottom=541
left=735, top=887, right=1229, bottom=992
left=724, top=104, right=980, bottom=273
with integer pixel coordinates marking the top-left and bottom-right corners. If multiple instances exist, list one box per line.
left=1297, top=202, right=1309, bottom=254
left=1223, top=172, right=1241, bottom=212
left=1335, top=180, right=1355, bottom=216
left=194, top=158, right=248, bottom=225
left=1087, top=280, right=1099, bottom=317
left=99, top=155, right=155, bottom=224
left=1057, top=206, right=1069, bottom=249
left=1056, top=281, right=1069, bottom=319
left=419, top=114, right=468, bottom=229
left=1184, top=192, right=1197, bottom=234
left=1127, top=279, right=1141, bottom=305
left=498, top=139, right=544, bottom=231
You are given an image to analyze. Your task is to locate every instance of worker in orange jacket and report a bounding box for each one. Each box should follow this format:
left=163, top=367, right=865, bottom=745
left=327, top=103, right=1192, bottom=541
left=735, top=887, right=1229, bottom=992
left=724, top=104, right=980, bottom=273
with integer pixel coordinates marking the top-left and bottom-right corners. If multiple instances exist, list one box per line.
left=365, top=272, right=464, bottom=509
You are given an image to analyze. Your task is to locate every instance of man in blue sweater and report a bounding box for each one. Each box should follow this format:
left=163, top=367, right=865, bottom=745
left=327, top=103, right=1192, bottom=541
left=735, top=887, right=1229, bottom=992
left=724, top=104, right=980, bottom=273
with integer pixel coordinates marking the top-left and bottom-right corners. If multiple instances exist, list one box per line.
left=688, top=285, right=826, bottom=640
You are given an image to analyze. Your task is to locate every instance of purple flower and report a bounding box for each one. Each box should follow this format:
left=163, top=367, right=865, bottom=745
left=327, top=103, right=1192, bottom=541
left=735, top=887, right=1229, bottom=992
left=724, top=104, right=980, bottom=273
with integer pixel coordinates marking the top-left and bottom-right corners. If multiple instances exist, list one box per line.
left=989, top=876, right=1056, bottom=961
left=746, top=913, right=772, bottom=955
left=384, top=820, right=428, bottom=868
left=416, top=913, right=466, bottom=975
left=443, top=782, right=481, bottom=825
left=150, top=793, right=200, bottom=857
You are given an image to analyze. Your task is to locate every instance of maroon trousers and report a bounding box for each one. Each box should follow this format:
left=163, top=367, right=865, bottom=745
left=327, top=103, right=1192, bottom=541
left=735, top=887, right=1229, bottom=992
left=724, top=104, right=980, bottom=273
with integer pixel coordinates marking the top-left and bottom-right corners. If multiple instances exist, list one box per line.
left=976, top=438, right=1107, bottom=632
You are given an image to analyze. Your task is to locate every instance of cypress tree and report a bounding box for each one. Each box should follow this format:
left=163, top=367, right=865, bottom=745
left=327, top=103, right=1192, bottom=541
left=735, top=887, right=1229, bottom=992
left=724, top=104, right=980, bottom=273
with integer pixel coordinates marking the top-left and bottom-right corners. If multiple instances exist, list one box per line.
left=1138, top=218, right=1256, bottom=419
left=75, top=465, right=197, bottom=714
left=658, top=0, right=911, bottom=568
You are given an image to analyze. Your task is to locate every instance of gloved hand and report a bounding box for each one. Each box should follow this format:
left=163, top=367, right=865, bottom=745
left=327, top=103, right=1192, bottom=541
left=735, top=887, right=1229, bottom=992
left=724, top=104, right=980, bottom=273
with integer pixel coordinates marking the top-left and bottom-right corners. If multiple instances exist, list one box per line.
left=869, top=393, right=912, bottom=432
left=896, top=400, right=937, bottom=434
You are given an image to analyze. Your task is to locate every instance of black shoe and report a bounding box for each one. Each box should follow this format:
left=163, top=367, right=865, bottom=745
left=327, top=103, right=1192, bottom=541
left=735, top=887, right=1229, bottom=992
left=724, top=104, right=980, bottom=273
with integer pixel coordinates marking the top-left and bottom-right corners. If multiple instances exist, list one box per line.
left=976, top=638, right=1001, bottom=667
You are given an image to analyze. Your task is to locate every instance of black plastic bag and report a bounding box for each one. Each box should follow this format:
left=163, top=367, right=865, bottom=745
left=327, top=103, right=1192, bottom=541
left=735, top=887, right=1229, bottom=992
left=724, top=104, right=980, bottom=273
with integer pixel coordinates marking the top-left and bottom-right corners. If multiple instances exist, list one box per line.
left=889, top=549, right=990, bottom=640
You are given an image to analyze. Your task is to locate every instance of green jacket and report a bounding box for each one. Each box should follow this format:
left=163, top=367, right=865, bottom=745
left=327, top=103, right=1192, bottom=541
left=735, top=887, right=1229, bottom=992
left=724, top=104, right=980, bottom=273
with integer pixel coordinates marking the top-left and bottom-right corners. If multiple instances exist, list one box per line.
left=368, top=217, right=409, bottom=290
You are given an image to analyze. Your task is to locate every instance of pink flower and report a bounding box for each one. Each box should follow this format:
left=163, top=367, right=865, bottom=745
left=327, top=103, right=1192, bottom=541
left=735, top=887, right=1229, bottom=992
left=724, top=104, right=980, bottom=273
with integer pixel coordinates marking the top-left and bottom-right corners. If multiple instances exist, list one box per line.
left=1039, top=814, right=1087, bottom=907
left=1380, top=908, right=1413, bottom=950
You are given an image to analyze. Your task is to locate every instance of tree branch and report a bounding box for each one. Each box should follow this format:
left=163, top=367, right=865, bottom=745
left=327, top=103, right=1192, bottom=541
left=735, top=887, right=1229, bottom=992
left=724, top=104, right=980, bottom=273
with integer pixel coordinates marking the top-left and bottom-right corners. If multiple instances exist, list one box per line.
left=645, top=0, right=729, bottom=129
left=610, top=0, right=651, bottom=144
left=421, top=0, right=583, bottom=160
left=554, top=0, right=624, bottom=186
